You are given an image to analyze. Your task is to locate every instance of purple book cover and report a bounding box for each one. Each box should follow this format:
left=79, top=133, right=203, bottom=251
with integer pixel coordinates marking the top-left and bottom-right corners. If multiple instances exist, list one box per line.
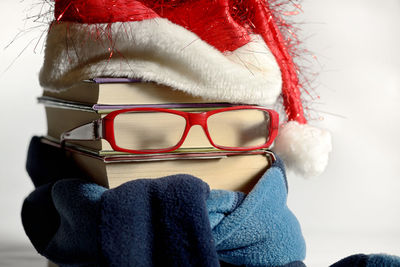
left=91, top=77, right=142, bottom=83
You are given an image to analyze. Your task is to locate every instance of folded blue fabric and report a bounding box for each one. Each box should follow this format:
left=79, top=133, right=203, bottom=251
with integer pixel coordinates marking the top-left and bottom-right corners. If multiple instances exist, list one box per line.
left=23, top=176, right=219, bottom=267
left=22, top=137, right=306, bottom=266
left=208, top=158, right=306, bottom=266
left=25, top=136, right=86, bottom=187
left=331, top=253, right=400, bottom=267
left=100, top=175, right=218, bottom=267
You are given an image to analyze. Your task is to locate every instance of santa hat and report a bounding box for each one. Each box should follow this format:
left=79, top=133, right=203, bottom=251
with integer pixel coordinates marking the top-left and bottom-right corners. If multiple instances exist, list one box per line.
left=40, top=0, right=332, bottom=177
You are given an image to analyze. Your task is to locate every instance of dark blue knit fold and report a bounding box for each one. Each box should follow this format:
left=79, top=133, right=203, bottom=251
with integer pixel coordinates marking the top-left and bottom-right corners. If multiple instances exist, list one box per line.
left=208, top=157, right=306, bottom=266
left=100, top=175, right=219, bottom=267
left=331, top=253, right=400, bottom=267
left=26, top=136, right=85, bottom=187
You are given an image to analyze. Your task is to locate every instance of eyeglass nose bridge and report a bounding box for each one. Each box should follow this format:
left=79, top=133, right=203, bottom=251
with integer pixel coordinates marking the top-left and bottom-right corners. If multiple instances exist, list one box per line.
left=187, top=112, right=207, bottom=127
left=184, top=112, right=212, bottom=146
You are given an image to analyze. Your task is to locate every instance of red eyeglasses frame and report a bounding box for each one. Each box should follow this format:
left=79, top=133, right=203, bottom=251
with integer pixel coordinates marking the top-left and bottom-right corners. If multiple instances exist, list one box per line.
left=100, top=106, right=279, bottom=154
left=61, top=106, right=279, bottom=154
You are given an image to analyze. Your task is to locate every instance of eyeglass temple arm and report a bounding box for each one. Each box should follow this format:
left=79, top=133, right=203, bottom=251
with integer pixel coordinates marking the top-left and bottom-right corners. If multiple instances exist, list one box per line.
left=60, top=119, right=103, bottom=144
left=264, top=150, right=276, bottom=165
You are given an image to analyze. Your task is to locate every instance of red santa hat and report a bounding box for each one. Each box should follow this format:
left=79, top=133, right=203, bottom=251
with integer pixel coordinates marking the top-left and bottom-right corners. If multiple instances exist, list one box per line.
left=40, top=0, right=332, bottom=177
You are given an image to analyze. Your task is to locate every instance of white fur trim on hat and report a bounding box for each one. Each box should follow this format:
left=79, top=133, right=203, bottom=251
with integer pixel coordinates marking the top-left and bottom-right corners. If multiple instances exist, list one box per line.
left=40, top=18, right=282, bottom=106
left=272, top=121, right=332, bottom=177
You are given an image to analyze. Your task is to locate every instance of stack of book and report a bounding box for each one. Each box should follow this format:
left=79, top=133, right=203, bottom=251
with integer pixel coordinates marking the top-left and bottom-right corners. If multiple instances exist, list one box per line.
left=40, top=78, right=274, bottom=192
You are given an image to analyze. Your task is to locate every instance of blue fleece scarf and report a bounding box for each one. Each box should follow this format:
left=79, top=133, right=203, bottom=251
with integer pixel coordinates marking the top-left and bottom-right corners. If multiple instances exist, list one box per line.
left=22, top=137, right=306, bottom=267
left=331, top=253, right=400, bottom=267
left=208, top=160, right=305, bottom=266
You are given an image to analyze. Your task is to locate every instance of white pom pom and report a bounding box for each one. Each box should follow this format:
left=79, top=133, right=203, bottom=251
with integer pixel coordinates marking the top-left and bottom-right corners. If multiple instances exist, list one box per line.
left=272, top=121, right=332, bottom=178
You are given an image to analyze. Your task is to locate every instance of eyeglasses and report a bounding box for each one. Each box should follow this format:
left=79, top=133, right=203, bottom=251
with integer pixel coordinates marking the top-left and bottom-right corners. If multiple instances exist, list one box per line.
left=61, top=106, right=279, bottom=154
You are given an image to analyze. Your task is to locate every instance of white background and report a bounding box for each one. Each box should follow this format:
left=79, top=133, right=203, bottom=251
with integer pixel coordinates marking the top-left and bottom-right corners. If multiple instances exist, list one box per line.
left=0, top=1, right=399, bottom=266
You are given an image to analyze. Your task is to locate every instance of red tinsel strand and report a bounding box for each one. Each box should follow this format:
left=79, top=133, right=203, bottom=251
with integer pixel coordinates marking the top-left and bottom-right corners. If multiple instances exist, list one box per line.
left=55, top=0, right=158, bottom=23
left=250, top=0, right=306, bottom=123
left=226, top=0, right=307, bottom=123
left=54, top=0, right=252, bottom=52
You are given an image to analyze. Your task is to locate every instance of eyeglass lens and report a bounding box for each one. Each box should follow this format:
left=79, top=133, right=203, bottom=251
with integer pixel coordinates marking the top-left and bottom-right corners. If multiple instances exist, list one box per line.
left=114, top=111, right=186, bottom=150
left=207, top=109, right=269, bottom=148
left=112, top=109, right=270, bottom=151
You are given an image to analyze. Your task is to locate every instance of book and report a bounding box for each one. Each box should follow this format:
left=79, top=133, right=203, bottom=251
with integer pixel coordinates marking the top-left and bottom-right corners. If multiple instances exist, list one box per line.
left=42, top=78, right=220, bottom=105
left=42, top=137, right=274, bottom=192
left=75, top=152, right=271, bottom=192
